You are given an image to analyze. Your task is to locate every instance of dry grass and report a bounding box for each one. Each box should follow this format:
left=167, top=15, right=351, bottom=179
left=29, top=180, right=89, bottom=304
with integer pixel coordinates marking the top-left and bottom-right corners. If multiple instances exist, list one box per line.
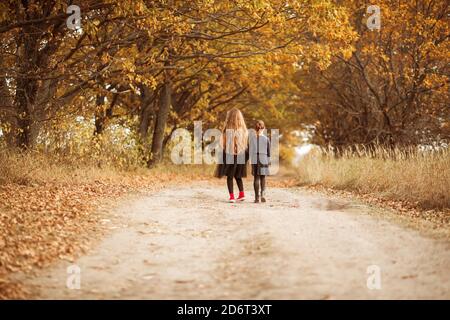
left=0, top=149, right=214, bottom=186
left=0, top=150, right=120, bottom=185
left=296, top=146, right=450, bottom=210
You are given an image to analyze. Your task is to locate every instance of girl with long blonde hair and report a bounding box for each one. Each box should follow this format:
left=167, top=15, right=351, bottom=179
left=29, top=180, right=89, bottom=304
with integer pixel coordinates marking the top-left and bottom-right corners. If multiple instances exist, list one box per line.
left=214, top=108, right=249, bottom=203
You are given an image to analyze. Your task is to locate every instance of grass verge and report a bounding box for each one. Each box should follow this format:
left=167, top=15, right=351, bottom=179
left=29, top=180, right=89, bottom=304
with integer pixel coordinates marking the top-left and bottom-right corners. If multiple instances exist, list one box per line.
left=296, top=147, right=449, bottom=210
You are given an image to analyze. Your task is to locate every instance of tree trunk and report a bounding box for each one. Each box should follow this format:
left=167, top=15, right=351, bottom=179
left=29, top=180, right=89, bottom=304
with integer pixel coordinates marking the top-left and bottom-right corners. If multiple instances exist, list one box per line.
left=94, top=95, right=106, bottom=135
left=15, top=25, right=40, bottom=150
left=149, top=83, right=171, bottom=166
left=138, top=85, right=154, bottom=142
left=94, top=94, right=117, bottom=136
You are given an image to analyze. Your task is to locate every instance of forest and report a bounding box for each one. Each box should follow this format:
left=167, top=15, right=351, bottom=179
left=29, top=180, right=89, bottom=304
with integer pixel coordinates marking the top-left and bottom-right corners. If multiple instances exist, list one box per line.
left=1, top=0, right=447, bottom=162
left=0, top=0, right=449, bottom=300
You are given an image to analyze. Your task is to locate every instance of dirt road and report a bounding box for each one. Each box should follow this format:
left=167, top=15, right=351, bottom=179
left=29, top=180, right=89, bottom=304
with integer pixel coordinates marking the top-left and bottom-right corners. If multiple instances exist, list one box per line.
left=19, top=182, right=450, bottom=299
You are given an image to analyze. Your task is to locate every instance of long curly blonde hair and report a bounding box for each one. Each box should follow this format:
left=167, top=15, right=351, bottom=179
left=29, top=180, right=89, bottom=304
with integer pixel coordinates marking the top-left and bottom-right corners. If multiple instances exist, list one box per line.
left=221, top=108, right=248, bottom=154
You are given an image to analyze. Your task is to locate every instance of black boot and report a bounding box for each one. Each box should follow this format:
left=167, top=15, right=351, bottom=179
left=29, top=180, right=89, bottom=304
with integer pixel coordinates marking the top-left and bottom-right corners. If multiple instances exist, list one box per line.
left=261, top=191, right=266, bottom=202
left=254, top=195, right=260, bottom=203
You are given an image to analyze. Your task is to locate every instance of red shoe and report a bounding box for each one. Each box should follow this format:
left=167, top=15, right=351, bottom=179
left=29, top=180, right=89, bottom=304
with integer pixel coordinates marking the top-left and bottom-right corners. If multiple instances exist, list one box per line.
left=237, top=191, right=245, bottom=201
left=229, top=193, right=236, bottom=203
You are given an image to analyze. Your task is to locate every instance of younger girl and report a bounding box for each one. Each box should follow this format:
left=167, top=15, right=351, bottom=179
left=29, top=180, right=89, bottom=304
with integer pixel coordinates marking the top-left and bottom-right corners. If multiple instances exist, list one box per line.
left=250, top=120, right=270, bottom=203
left=214, top=108, right=249, bottom=203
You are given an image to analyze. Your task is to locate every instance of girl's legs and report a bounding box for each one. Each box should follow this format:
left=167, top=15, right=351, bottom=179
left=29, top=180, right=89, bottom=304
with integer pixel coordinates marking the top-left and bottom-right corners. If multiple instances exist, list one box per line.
left=227, top=176, right=234, bottom=194
left=235, top=177, right=245, bottom=200
left=260, top=175, right=266, bottom=202
left=260, top=176, right=266, bottom=192
left=253, top=175, right=260, bottom=195
left=235, top=177, right=244, bottom=192
left=253, top=175, right=260, bottom=202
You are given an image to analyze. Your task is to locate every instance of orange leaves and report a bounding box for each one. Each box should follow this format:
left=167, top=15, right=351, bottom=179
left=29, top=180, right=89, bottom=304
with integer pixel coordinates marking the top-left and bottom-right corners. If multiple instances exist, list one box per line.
left=0, top=182, right=116, bottom=296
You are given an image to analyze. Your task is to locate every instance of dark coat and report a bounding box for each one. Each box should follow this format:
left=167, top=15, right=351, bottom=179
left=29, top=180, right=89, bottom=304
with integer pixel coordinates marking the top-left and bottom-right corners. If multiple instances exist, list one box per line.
left=249, top=134, right=270, bottom=176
